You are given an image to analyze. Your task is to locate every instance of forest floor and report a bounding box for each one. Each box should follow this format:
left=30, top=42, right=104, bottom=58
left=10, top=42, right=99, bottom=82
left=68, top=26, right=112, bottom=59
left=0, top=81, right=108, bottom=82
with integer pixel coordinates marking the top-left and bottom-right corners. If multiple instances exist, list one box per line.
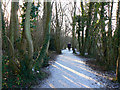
left=33, top=49, right=120, bottom=88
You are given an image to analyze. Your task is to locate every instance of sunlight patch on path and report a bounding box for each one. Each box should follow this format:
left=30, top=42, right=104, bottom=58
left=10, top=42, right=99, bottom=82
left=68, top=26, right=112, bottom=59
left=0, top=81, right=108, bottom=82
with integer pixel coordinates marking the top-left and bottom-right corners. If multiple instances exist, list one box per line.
left=62, top=59, right=105, bottom=78
left=52, top=64, right=76, bottom=79
left=77, top=82, right=91, bottom=88
left=55, top=62, right=99, bottom=83
left=58, top=54, right=107, bottom=79
left=59, top=58, right=92, bottom=70
left=62, top=75, right=83, bottom=88
left=47, top=80, right=55, bottom=88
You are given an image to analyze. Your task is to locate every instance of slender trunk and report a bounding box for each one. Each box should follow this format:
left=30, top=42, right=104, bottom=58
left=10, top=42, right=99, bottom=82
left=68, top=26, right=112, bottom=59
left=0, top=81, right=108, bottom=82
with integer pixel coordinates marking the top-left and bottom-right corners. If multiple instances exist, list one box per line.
left=77, top=18, right=81, bottom=53
left=43, top=2, right=49, bottom=54
left=10, top=2, right=15, bottom=45
left=2, top=3, right=8, bottom=55
left=55, top=2, right=61, bottom=54
left=43, top=2, right=47, bottom=39
left=85, top=2, right=93, bottom=55
left=0, top=3, right=2, bottom=89
left=91, top=3, right=99, bottom=57
left=14, top=2, right=19, bottom=48
left=107, top=2, right=113, bottom=68
left=72, top=1, right=76, bottom=53
left=78, top=31, right=81, bottom=53
left=100, top=2, right=107, bottom=63
left=116, top=47, right=120, bottom=82
left=81, top=2, right=85, bottom=55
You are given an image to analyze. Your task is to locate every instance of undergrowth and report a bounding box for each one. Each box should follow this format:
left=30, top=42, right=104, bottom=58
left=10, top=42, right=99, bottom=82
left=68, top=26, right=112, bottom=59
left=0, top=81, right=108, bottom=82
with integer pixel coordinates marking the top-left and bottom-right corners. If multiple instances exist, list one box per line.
left=2, top=53, right=49, bottom=88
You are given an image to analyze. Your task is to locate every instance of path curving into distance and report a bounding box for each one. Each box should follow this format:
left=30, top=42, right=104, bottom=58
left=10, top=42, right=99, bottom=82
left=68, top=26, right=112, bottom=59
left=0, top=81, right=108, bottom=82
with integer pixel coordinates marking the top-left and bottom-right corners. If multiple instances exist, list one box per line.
left=34, top=49, right=107, bottom=88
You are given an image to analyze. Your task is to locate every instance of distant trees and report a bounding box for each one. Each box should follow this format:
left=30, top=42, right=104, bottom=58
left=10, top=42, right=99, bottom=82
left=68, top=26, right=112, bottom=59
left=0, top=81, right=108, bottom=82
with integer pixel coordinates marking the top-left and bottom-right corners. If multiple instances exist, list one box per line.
left=50, top=1, right=65, bottom=54
left=75, top=1, right=120, bottom=82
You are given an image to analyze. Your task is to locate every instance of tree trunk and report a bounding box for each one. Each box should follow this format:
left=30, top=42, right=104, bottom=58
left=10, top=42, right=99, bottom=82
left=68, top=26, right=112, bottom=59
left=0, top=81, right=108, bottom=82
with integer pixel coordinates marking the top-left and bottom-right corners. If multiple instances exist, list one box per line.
left=91, top=3, right=99, bottom=57
left=25, top=2, right=33, bottom=60
left=34, top=1, right=52, bottom=69
left=24, top=2, right=34, bottom=71
left=8, top=1, right=20, bottom=73
left=117, top=1, right=120, bottom=58
left=43, top=2, right=47, bottom=40
left=77, top=18, right=81, bottom=53
left=9, top=1, right=19, bottom=45
left=116, top=47, right=120, bottom=82
left=116, top=0, right=120, bottom=82
left=0, top=2, right=2, bottom=89
left=14, top=2, right=19, bottom=49
left=85, top=2, right=93, bottom=55
left=107, top=2, right=113, bottom=68
left=100, top=2, right=107, bottom=63
left=55, top=2, right=61, bottom=54
left=72, top=1, right=76, bottom=53
left=81, top=2, right=85, bottom=55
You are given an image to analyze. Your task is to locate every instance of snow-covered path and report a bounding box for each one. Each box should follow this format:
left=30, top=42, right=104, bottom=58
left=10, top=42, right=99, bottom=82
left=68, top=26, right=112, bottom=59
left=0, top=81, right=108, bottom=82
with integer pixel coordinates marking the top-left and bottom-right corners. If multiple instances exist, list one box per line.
left=35, top=49, right=106, bottom=88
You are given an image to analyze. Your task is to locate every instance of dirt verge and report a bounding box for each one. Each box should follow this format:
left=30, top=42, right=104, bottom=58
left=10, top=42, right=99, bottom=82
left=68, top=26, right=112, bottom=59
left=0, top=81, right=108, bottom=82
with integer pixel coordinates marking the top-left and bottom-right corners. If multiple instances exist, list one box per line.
left=85, top=57, right=120, bottom=88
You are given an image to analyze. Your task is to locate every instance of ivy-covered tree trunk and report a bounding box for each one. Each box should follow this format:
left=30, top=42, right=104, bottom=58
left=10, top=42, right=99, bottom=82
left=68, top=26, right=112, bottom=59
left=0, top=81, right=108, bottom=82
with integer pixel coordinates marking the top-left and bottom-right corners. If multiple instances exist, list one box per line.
left=77, top=19, right=81, bottom=53
left=81, top=2, right=85, bottom=56
left=85, top=2, right=93, bottom=55
left=72, top=1, right=76, bottom=53
left=91, top=3, right=99, bottom=57
left=100, top=2, right=107, bottom=63
left=88, top=3, right=94, bottom=55
left=34, top=1, right=52, bottom=69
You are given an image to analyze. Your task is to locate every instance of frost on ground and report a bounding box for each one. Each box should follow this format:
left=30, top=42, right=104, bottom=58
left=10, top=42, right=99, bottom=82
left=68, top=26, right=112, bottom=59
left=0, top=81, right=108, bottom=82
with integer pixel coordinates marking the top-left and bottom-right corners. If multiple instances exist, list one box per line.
left=33, top=49, right=120, bottom=88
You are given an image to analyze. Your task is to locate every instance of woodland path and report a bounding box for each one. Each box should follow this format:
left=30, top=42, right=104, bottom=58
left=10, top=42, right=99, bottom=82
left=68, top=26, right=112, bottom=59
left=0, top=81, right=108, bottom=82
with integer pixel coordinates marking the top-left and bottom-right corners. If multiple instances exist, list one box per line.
left=34, top=49, right=107, bottom=88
